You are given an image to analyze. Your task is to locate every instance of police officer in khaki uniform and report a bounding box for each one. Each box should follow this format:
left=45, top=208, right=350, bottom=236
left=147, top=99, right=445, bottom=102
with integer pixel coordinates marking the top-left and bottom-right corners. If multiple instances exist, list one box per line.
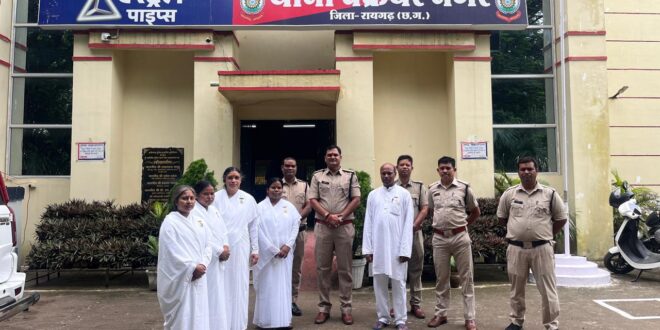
left=309, top=145, right=361, bottom=325
left=395, top=155, right=429, bottom=319
left=496, top=156, right=567, bottom=330
left=427, top=156, right=480, bottom=330
left=281, top=157, right=312, bottom=317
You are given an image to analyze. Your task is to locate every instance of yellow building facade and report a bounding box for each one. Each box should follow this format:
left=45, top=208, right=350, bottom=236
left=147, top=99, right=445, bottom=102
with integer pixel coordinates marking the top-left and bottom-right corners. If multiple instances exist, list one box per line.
left=1, top=0, right=654, bottom=261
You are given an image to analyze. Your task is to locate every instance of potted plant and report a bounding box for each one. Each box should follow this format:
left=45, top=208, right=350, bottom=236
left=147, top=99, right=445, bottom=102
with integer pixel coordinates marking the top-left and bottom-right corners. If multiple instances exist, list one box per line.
left=145, top=235, right=159, bottom=291
left=144, top=201, right=168, bottom=290
left=351, top=170, right=373, bottom=289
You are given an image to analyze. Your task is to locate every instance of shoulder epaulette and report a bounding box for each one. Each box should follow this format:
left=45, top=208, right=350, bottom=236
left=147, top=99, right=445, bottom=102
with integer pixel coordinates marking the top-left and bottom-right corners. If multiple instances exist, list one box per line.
left=456, top=179, right=470, bottom=187
left=313, top=169, right=324, bottom=174
left=411, top=180, right=424, bottom=186
left=504, top=184, right=520, bottom=193
left=342, top=168, right=355, bottom=173
left=429, top=180, right=441, bottom=188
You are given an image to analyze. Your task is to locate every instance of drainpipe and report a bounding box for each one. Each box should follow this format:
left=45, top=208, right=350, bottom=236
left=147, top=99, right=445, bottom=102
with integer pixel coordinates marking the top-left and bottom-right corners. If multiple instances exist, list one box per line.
left=558, top=0, right=571, bottom=256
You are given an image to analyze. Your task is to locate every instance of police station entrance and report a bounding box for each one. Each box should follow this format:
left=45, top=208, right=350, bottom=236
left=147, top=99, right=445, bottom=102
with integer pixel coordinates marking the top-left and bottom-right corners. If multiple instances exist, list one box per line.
left=240, top=120, right=335, bottom=202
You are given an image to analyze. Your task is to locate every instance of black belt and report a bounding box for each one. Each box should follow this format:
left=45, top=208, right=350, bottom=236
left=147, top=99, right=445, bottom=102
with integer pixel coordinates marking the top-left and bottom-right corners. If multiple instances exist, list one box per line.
left=507, top=239, right=550, bottom=249
left=299, top=225, right=307, bottom=232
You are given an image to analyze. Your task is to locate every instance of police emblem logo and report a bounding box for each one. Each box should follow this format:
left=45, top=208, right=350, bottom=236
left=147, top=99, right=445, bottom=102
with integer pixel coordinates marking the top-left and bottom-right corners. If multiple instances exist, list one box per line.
left=240, top=0, right=265, bottom=16
left=495, top=0, right=522, bottom=23
left=78, top=0, right=122, bottom=22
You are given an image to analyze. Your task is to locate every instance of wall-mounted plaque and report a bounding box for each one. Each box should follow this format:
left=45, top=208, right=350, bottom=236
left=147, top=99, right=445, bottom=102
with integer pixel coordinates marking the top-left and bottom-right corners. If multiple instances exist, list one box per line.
left=77, top=142, right=106, bottom=161
left=461, top=142, right=488, bottom=160
left=141, top=147, right=184, bottom=204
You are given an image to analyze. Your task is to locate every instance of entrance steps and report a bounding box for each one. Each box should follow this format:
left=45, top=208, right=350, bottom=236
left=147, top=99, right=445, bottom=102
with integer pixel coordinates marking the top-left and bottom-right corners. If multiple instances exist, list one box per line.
left=530, top=254, right=611, bottom=287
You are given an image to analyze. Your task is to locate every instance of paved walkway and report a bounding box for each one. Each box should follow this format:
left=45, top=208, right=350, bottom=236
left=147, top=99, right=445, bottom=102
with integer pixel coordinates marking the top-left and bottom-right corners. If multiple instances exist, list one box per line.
left=3, top=268, right=660, bottom=329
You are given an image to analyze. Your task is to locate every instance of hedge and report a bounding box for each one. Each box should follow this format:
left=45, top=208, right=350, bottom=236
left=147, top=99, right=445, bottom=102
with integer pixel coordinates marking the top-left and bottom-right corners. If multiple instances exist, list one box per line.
left=27, top=200, right=158, bottom=270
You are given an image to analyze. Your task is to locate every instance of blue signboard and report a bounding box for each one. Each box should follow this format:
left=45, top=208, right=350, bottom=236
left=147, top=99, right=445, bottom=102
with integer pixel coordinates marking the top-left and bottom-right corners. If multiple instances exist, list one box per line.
left=39, top=0, right=528, bottom=29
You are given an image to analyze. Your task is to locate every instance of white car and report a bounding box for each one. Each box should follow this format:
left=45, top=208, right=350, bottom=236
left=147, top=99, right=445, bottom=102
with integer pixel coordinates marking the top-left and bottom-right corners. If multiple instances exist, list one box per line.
left=0, top=177, right=38, bottom=321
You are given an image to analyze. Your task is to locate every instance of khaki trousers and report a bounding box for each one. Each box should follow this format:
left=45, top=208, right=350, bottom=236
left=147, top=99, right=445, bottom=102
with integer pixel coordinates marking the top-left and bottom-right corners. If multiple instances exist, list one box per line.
left=291, top=230, right=306, bottom=303
left=432, top=231, right=476, bottom=320
left=314, top=223, right=355, bottom=313
left=507, top=243, right=559, bottom=330
left=407, top=230, right=425, bottom=306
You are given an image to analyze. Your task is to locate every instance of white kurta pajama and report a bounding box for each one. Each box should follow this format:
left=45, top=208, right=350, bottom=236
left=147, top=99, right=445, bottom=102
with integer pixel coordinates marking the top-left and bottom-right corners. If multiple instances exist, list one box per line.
left=213, top=189, right=259, bottom=330
left=193, top=202, right=230, bottom=330
left=157, top=211, right=217, bottom=330
left=363, top=185, right=414, bottom=326
left=252, top=199, right=300, bottom=328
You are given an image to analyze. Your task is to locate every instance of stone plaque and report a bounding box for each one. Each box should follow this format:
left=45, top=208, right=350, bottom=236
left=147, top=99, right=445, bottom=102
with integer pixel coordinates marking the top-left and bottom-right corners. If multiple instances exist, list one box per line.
left=141, top=148, right=184, bottom=204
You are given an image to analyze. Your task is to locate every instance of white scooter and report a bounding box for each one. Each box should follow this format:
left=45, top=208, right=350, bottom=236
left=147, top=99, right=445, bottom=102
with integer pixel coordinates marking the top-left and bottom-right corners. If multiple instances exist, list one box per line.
left=605, top=184, right=660, bottom=281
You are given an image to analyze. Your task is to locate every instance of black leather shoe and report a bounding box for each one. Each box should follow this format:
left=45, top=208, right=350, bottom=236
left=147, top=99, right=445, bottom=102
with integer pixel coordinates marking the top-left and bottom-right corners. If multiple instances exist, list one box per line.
left=505, top=323, right=522, bottom=330
left=292, top=303, right=302, bottom=316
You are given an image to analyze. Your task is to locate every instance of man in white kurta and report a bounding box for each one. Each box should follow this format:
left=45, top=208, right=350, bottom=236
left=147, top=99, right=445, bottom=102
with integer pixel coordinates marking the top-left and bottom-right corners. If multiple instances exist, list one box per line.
left=363, top=163, right=414, bottom=330
left=253, top=197, right=300, bottom=328
left=213, top=188, right=259, bottom=330
left=193, top=202, right=229, bottom=330
left=157, top=210, right=216, bottom=330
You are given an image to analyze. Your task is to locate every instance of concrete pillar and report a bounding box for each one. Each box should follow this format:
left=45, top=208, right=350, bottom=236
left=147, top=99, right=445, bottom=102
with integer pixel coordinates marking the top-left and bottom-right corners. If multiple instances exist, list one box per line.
left=448, top=33, right=496, bottom=198
left=335, top=32, right=376, bottom=178
left=560, top=0, right=612, bottom=258
left=193, top=33, right=238, bottom=177
left=69, top=34, right=122, bottom=200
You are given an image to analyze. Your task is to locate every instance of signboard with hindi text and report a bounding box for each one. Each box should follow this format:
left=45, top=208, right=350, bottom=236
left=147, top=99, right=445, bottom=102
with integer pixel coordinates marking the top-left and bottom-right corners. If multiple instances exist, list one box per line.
left=39, top=0, right=528, bottom=29
left=461, top=141, right=488, bottom=160
left=77, top=142, right=106, bottom=161
left=141, top=147, right=184, bottom=204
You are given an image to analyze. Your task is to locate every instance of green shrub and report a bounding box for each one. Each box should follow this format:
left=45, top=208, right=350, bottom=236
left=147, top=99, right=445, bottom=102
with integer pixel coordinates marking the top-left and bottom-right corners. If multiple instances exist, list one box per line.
left=174, top=159, right=218, bottom=191
left=27, top=200, right=158, bottom=270
left=352, top=170, right=373, bottom=258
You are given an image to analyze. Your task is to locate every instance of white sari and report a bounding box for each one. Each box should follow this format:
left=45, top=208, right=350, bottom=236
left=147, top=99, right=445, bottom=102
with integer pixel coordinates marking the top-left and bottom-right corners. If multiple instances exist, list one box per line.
left=157, top=211, right=214, bottom=330
left=213, top=189, right=259, bottom=330
left=193, top=202, right=229, bottom=330
left=253, top=198, right=300, bottom=328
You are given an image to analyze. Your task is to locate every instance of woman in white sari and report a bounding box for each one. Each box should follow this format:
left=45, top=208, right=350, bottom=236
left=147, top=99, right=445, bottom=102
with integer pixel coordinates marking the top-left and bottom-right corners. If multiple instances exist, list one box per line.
left=193, top=181, right=231, bottom=330
left=253, top=177, right=300, bottom=329
left=157, top=185, right=215, bottom=330
left=212, top=167, right=259, bottom=330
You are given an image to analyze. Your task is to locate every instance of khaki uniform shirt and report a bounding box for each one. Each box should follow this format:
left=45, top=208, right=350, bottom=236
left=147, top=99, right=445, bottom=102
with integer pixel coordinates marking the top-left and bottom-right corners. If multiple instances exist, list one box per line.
left=496, top=183, right=567, bottom=241
left=395, top=179, right=428, bottom=219
left=428, top=179, right=478, bottom=229
left=282, top=178, right=309, bottom=226
left=309, top=168, right=361, bottom=220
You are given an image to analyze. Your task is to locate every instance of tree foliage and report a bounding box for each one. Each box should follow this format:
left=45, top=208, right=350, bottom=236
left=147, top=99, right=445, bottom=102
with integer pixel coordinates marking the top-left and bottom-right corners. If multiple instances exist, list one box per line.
left=491, top=0, right=554, bottom=172
left=173, top=159, right=219, bottom=190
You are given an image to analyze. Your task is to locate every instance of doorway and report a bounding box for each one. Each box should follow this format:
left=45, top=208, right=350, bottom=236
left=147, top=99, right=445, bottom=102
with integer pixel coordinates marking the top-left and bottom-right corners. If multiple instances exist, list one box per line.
left=240, top=120, right=335, bottom=202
